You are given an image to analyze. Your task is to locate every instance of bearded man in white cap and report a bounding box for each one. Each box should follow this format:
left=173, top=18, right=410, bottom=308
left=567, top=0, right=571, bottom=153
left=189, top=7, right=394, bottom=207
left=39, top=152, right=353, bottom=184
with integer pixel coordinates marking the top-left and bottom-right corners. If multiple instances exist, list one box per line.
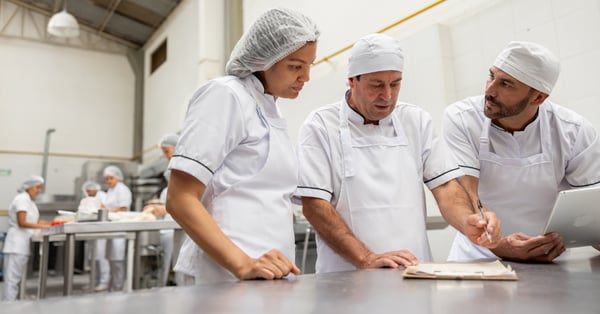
left=443, top=41, right=600, bottom=263
left=295, top=33, right=501, bottom=273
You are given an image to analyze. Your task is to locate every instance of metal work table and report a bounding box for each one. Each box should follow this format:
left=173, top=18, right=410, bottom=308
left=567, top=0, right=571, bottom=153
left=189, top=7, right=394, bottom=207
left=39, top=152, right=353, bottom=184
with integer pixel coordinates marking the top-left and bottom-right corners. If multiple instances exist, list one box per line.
left=30, top=232, right=135, bottom=298
left=10, top=248, right=599, bottom=313
left=36, top=220, right=182, bottom=298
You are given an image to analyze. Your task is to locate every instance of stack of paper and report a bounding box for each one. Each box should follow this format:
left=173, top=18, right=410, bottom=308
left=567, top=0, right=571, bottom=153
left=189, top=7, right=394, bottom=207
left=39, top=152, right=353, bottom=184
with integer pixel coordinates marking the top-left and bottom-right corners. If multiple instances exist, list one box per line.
left=402, top=260, right=518, bottom=281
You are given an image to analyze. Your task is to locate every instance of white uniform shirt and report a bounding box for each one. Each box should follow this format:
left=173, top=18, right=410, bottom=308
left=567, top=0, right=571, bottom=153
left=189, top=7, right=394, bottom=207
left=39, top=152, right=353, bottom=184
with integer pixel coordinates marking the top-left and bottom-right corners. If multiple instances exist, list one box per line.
left=78, top=191, right=106, bottom=214
left=296, top=101, right=462, bottom=206
left=103, top=182, right=131, bottom=211
left=3, top=192, right=39, bottom=255
left=169, top=75, right=297, bottom=281
left=444, top=96, right=600, bottom=193
left=443, top=95, right=600, bottom=260
left=169, top=75, right=271, bottom=193
left=295, top=99, right=462, bottom=271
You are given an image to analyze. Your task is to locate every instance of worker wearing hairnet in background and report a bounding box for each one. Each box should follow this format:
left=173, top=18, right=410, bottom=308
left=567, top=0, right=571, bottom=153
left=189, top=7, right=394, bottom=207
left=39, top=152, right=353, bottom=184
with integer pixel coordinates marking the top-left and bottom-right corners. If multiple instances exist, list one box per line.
left=167, top=7, right=319, bottom=284
left=295, top=33, right=501, bottom=273
left=95, top=165, right=132, bottom=291
left=142, top=133, right=191, bottom=286
left=77, top=180, right=106, bottom=215
left=443, top=41, right=600, bottom=262
left=3, top=175, right=51, bottom=301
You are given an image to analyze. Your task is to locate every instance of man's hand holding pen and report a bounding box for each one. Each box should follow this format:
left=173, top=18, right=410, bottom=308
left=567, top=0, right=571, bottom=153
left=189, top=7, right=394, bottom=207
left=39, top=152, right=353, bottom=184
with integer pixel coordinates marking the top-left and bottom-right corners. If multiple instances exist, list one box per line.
left=464, top=200, right=502, bottom=248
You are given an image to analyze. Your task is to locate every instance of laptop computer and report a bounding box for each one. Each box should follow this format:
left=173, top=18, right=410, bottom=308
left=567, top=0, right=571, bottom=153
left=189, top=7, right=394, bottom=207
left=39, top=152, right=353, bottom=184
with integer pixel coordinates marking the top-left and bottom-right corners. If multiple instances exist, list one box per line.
left=543, top=186, right=600, bottom=248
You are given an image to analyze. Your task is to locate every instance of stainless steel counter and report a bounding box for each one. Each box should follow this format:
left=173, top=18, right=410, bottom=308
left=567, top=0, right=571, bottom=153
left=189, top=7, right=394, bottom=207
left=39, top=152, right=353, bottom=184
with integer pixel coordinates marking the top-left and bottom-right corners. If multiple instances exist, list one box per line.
left=42, top=220, right=180, bottom=234
left=36, top=220, right=182, bottom=298
left=7, top=247, right=599, bottom=313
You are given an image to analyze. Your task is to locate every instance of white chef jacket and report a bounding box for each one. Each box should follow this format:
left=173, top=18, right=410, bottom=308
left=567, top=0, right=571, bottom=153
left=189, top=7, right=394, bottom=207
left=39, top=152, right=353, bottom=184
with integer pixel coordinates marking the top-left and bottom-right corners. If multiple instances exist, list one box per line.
left=443, top=95, right=600, bottom=261
left=169, top=75, right=296, bottom=283
left=3, top=192, right=39, bottom=256
left=103, top=182, right=131, bottom=211
left=295, top=97, right=463, bottom=272
left=78, top=191, right=106, bottom=214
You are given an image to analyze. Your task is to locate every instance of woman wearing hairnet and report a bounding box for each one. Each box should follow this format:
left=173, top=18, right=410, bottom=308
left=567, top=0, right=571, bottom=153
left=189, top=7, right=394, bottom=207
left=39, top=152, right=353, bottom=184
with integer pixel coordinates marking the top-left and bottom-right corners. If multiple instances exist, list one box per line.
left=95, top=165, right=132, bottom=292
left=167, top=8, right=319, bottom=284
left=2, top=176, right=51, bottom=301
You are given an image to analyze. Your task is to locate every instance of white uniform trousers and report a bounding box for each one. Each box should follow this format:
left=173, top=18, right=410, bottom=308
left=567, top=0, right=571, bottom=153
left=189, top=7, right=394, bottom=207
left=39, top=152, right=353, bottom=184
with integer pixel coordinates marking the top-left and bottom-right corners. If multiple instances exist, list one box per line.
left=95, top=239, right=110, bottom=287
left=2, top=253, right=28, bottom=301
left=159, top=230, right=174, bottom=286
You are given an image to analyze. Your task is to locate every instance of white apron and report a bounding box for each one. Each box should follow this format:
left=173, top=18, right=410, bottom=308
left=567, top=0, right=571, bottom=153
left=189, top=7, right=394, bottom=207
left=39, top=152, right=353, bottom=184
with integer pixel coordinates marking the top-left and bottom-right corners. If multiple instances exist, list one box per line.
left=448, top=109, right=559, bottom=261
left=190, top=83, right=297, bottom=283
left=315, top=102, right=432, bottom=273
left=101, top=183, right=129, bottom=261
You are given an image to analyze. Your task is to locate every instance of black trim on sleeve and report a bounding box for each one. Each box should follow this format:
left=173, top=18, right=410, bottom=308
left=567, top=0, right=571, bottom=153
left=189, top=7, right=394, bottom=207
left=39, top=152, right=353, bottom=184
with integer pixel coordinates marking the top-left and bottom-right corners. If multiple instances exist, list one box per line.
left=297, top=186, right=333, bottom=196
left=569, top=180, right=600, bottom=188
left=459, top=165, right=480, bottom=171
left=424, top=167, right=461, bottom=184
left=171, top=154, right=214, bottom=174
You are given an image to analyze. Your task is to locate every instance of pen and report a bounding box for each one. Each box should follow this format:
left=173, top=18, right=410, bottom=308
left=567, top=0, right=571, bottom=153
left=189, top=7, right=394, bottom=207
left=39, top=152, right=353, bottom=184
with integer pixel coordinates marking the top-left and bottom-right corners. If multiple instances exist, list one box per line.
left=477, top=199, right=492, bottom=242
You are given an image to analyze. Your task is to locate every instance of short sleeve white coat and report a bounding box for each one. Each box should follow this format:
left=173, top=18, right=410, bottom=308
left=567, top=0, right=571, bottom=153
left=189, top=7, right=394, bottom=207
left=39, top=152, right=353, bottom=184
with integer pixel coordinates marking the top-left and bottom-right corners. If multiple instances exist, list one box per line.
left=3, top=192, right=40, bottom=255
left=443, top=95, right=600, bottom=260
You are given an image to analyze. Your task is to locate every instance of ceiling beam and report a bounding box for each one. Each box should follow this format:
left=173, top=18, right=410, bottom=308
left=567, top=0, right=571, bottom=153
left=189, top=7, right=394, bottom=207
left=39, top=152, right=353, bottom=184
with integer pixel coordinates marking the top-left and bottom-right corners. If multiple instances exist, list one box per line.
left=97, top=0, right=122, bottom=33
left=6, top=0, right=140, bottom=48
left=91, top=0, right=165, bottom=28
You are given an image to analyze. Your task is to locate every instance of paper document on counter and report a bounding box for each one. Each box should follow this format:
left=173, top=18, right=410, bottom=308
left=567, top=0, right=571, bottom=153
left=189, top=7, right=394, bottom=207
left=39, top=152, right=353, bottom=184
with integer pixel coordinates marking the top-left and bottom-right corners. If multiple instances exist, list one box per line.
left=402, top=260, right=518, bottom=281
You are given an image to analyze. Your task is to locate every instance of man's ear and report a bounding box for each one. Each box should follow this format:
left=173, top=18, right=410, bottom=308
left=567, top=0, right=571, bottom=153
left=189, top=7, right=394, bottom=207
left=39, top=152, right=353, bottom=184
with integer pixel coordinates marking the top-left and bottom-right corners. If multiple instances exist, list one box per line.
left=531, top=90, right=549, bottom=106
left=348, top=77, right=357, bottom=88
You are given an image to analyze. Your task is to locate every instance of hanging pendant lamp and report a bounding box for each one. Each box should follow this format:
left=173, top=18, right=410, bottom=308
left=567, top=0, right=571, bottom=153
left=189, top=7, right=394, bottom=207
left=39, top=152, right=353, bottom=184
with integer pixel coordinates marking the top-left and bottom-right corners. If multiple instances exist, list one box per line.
left=47, top=0, right=80, bottom=38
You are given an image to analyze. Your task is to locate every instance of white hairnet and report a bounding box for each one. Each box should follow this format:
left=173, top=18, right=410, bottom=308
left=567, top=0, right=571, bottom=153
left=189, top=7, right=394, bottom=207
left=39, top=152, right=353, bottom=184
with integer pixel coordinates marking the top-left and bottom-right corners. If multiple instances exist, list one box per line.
left=82, top=181, right=101, bottom=193
left=225, top=7, right=319, bottom=78
left=348, top=33, right=404, bottom=78
left=159, top=133, right=179, bottom=148
left=103, top=165, right=123, bottom=181
left=18, top=175, right=44, bottom=193
left=493, top=41, right=560, bottom=94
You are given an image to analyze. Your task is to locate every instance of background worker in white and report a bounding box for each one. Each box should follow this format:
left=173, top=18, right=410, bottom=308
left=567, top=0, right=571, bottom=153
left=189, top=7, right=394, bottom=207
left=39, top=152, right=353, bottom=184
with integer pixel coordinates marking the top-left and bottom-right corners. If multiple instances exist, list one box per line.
left=77, top=180, right=106, bottom=215
left=296, top=33, right=501, bottom=273
left=166, top=8, right=319, bottom=283
left=443, top=41, right=600, bottom=262
left=142, top=133, right=188, bottom=286
left=2, top=176, right=51, bottom=301
left=95, top=165, right=132, bottom=291
left=77, top=180, right=106, bottom=286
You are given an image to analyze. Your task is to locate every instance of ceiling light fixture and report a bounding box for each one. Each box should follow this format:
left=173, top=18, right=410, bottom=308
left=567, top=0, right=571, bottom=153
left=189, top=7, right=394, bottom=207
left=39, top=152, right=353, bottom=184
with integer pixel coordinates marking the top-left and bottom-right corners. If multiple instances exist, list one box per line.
left=47, top=0, right=80, bottom=38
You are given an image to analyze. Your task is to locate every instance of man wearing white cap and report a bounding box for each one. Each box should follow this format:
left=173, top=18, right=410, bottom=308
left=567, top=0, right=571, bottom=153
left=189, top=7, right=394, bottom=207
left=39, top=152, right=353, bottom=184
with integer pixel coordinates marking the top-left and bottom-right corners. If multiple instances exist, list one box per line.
left=443, top=41, right=600, bottom=262
left=295, top=33, right=501, bottom=273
